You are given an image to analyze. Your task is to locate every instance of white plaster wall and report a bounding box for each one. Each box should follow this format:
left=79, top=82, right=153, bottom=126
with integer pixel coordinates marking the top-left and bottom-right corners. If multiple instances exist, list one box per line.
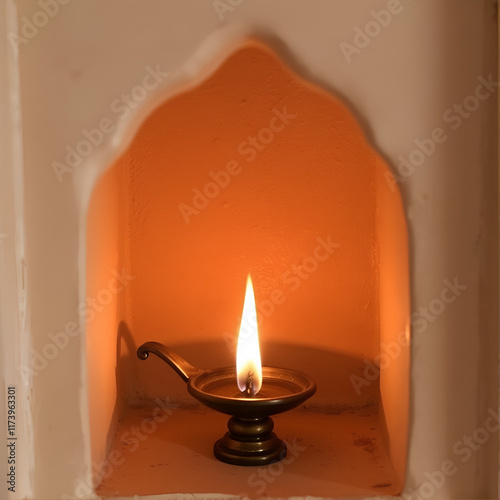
left=0, top=1, right=34, bottom=498
left=0, top=0, right=497, bottom=499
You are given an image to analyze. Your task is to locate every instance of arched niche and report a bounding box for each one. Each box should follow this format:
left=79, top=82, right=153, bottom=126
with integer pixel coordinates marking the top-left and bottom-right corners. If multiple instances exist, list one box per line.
left=86, top=40, right=409, bottom=497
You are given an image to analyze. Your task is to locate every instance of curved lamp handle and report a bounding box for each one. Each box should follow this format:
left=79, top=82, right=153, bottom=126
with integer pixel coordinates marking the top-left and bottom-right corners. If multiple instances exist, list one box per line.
left=137, top=341, right=205, bottom=382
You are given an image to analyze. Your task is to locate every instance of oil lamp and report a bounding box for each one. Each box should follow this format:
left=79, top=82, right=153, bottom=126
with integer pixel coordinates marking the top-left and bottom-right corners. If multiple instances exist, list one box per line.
left=137, top=275, right=316, bottom=466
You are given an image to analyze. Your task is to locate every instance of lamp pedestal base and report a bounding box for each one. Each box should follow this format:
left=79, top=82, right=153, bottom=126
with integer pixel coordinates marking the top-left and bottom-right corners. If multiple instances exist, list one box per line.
left=214, top=416, right=287, bottom=466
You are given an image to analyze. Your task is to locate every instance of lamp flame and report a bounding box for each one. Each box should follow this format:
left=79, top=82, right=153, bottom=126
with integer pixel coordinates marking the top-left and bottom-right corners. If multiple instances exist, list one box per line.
left=236, top=275, right=262, bottom=395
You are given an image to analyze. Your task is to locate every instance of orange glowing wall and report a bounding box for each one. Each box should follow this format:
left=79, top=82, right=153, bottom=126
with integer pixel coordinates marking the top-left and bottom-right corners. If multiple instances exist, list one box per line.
left=86, top=157, right=127, bottom=468
left=124, top=42, right=381, bottom=394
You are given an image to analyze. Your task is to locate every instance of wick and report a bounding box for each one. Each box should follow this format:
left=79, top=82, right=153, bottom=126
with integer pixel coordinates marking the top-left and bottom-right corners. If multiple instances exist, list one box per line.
left=245, top=371, right=254, bottom=397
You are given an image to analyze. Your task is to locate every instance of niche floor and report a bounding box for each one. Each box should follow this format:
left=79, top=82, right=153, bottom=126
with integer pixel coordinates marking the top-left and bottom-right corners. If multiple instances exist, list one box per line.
left=96, top=402, right=401, bottom=498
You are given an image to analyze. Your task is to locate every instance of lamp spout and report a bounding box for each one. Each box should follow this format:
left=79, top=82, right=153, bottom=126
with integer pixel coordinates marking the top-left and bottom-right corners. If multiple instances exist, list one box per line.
left=137, top=341, right=205, bottom=382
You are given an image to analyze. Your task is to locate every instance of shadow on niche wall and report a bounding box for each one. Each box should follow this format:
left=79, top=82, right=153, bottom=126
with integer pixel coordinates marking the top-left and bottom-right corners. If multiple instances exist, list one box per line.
left=119, top=329, right=379, bottom=411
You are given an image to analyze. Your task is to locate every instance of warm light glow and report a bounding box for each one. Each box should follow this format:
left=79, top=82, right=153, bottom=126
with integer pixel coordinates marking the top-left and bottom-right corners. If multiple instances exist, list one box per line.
left=236, top=275, right=262, bottom=395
